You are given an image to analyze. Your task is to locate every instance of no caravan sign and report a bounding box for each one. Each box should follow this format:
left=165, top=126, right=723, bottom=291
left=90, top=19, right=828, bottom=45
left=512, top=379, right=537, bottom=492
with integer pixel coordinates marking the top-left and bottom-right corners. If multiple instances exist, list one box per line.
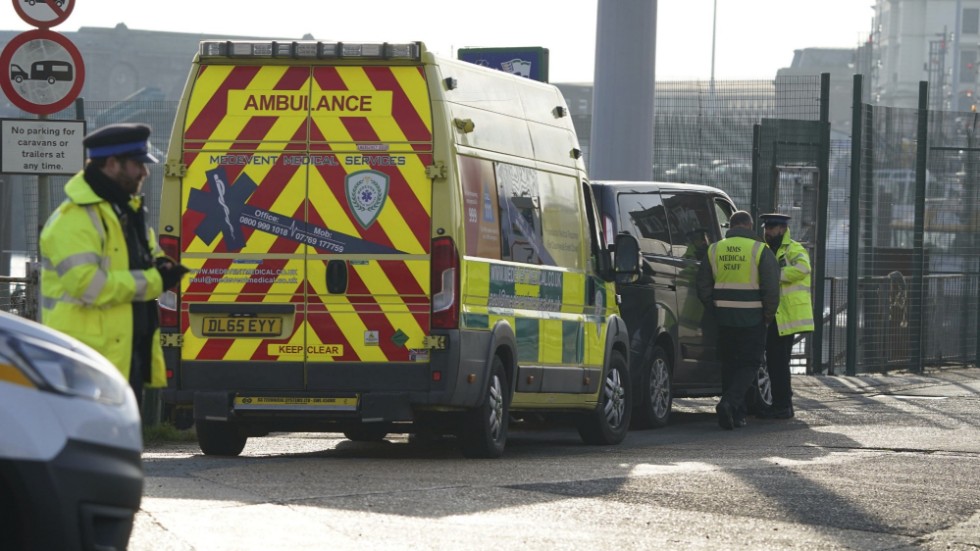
left=0, top=118, right=84, bottom=174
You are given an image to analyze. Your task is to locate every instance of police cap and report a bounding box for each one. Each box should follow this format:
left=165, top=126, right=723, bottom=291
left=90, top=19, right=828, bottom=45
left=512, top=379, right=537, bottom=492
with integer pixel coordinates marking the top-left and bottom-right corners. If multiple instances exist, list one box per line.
left=760, top=213, right=791, bottom=227
left=83, top=123, right=159, bottom=164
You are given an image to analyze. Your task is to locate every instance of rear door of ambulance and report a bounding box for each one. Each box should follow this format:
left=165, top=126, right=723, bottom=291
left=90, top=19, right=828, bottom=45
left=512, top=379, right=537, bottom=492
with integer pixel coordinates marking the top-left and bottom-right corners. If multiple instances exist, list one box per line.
left=178, top=53, right=433, bottom=408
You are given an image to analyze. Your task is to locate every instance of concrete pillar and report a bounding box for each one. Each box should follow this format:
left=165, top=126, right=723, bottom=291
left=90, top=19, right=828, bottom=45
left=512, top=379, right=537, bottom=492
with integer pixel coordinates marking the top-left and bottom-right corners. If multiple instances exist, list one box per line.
left=589, top=0, right=657, bottom=180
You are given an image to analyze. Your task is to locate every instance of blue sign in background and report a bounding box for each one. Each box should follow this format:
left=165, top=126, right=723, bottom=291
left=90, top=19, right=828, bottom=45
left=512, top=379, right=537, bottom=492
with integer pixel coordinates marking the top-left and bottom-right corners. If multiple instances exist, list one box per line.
left=457, top=47, right=550, bottom=83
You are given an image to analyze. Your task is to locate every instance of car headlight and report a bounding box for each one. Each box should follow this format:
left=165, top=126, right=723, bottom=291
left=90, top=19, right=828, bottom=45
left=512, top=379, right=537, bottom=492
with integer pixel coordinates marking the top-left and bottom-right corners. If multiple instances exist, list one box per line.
left=0, top=334, right=128, bottom=406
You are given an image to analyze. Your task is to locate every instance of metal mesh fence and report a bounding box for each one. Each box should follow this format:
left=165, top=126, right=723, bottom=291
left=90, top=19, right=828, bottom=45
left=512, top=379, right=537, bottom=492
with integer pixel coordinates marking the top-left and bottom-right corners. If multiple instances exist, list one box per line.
left=0, top=100, right=178, bottom=290
left=2, top=79, right=977, bottom=375
left=824, top=102, right=980, bottom=374
left=653, top=76, right=822, bottom=206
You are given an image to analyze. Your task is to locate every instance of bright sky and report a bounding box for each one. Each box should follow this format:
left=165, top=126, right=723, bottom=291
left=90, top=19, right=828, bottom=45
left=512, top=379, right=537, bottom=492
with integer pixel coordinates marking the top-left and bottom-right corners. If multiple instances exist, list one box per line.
left=3, top=0, right=875, bottom=82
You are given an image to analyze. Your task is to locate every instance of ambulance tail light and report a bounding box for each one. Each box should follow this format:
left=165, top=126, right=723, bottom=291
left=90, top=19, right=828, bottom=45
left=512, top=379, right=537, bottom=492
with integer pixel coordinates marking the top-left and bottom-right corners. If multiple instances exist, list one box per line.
left=431, top=237, right=459, bottom=330
left=159, top=235, right=180, bottom=329
left=200, top=41, right=421, bottom=61
left=603, top=214, right=616, bottom=246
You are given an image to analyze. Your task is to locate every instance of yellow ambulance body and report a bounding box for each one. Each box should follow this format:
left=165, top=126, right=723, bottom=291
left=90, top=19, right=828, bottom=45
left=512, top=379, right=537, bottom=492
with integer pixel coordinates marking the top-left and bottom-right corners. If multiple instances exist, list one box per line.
left=158, top=41, right=639, bottom=458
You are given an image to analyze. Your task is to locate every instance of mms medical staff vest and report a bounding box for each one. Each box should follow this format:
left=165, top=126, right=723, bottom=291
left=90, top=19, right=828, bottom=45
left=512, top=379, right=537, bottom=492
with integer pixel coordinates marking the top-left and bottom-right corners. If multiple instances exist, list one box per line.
left=707, top=236, right=766, bottom=327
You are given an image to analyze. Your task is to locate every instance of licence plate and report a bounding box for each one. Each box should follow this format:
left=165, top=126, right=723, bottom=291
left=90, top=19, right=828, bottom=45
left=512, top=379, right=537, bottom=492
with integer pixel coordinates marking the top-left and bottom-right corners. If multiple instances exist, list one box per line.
left=202, top=316, right=283, bottom=337
left=234, top=396, right=359, bottom=411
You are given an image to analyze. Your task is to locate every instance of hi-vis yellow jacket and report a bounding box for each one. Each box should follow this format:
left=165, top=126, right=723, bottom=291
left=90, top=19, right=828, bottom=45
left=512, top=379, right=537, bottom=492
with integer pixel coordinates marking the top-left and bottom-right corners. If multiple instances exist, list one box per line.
left=40, top=171, right=168, bottom=387
left=771, top=228, right=815, bottom=337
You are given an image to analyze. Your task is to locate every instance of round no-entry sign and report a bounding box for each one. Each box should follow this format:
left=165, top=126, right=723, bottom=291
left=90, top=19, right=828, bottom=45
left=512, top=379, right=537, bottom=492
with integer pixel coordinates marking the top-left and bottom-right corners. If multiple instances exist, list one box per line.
left=0, top=29, right=85, bottom=115
left=12, top=0, right=75, bottom=29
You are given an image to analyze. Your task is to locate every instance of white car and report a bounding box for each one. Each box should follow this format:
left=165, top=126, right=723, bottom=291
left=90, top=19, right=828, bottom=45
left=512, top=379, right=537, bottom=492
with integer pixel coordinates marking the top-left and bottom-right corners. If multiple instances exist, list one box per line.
left=0, top=311, right=143, bottom=551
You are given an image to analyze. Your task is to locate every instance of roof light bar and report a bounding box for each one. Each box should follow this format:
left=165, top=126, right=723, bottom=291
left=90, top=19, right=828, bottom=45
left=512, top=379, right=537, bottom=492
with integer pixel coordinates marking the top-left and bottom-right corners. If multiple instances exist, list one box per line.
left=199, top=41, right=421, bottom=60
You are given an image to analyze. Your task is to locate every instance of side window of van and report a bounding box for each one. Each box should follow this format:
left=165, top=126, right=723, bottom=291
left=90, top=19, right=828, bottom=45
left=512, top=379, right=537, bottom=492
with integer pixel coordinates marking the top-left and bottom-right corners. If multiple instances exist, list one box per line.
left=495, top=162, right=556, bottom=266
left=662, top=193, right=715, bottom=259
left=460, top=156, right=502, bottom=260
left=616, top=192, right=670, bottom=256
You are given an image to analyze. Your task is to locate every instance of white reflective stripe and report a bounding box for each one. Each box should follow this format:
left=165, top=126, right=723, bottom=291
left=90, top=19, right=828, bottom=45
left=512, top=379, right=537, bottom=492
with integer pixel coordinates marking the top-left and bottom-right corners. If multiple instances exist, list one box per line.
left=783, top=284, right=811, bottom=294
left=81, top=270, right=108, bottom=305
left=46, top=293, right=114, bottom=310
left=132, top=270, right=150, bottom=301
left=52, top=252, right=102, bottom=276
left=783, top=318, right=814, bottom=329
left=715, top=282, right=759, bottom=290
left=84, top=205, right=105, bottom=243
left=715, top=299, right=763, bottom=308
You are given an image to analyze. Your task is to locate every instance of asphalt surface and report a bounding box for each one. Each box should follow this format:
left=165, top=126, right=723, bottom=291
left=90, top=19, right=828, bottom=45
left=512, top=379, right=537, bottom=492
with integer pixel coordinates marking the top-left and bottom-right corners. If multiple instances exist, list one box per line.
left=131, top=366, right=980, bottom=550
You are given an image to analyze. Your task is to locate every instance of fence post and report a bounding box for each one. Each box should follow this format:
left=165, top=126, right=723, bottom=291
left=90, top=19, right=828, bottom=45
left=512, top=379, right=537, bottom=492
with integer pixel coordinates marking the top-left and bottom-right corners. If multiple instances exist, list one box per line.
left=913, top=81, right=929, bottom=373
left=811, top=73, right=831, bottom=374
left=846, top=75, right=864, bottom=376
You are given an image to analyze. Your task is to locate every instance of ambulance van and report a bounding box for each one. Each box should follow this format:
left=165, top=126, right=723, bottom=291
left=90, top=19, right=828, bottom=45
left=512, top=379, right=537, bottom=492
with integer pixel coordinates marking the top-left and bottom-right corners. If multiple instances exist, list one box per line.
left=157, top=41, right=640, bottom=458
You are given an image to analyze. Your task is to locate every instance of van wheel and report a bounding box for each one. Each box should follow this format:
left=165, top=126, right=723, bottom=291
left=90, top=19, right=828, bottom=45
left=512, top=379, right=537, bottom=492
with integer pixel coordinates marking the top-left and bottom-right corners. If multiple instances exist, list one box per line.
left=460, top=356, right=509, bottom=458
left=197, top=420, right=247, bottom=456
left=579, top=350, right=631, bottom=445
left=745, top=355, right=773, bottom=414
left=343, top=426, right=388, bottom=442
left=634, top=346, right=672, bottom=428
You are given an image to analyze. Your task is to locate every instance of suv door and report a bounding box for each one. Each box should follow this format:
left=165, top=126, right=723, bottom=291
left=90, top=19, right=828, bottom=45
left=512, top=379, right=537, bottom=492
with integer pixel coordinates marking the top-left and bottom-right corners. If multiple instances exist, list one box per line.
left=661, top=191, right=722, bottom=391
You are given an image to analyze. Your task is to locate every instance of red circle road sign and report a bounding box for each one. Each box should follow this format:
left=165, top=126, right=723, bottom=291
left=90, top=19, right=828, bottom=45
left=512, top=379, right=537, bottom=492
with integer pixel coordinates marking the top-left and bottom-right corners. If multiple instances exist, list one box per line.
left=0, top=29, right=85, bottom=115
left=12, top=0, right=75, bottom=29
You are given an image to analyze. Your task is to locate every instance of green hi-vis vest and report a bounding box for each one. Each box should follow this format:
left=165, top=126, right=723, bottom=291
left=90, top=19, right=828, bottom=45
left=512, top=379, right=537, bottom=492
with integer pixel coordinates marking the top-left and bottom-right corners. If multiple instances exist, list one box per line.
left=39, top=171, right=168, bottom=388
left=707, top=236, right=766, bottom=327
left=773, top=231, right=815, bottom=336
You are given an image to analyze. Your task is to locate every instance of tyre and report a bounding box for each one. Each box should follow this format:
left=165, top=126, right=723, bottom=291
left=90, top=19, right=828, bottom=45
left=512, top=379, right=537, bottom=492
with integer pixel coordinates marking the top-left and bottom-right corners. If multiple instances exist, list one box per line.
left=579, top=350, right=631, bottom=445
left=197, top=420, right=247, bottom=457
left=745, top=354, right=773, bottom=414
left=343, top=426, right=389, bottom=442
left=633, top=346, right=672, bottom=428
left=460, top=355, right=509, bottom=458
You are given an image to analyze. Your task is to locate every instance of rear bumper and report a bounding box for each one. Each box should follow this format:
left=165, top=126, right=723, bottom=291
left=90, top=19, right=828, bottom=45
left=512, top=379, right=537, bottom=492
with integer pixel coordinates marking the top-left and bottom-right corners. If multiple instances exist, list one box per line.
left=0, top=439, right=142, bottom=551
left=178, top=328, right=494, bottom=425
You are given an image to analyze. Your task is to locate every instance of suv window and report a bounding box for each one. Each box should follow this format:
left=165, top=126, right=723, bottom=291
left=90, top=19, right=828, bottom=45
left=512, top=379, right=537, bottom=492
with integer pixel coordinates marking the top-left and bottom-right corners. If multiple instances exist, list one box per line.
left=713, top=197, right=734, bottom=238
left=617, top=192, right=670, bottom=256
left=662, top=193, right=715, bottom=259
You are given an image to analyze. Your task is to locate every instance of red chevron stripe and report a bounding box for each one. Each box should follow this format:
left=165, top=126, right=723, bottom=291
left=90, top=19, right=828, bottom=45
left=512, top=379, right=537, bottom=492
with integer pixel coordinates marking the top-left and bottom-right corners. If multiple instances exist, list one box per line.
left=345, top=268, right=408, bottom=360
left=306, top=292, right=359, bottom=361
left=184, top=65, right=260, bottom=141
left=363, top=66, right=432, bottom=142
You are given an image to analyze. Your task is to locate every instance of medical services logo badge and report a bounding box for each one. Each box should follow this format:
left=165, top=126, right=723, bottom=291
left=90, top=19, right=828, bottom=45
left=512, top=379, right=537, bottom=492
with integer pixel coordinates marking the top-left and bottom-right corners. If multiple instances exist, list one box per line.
left=345, top=170, right=389, bottom=229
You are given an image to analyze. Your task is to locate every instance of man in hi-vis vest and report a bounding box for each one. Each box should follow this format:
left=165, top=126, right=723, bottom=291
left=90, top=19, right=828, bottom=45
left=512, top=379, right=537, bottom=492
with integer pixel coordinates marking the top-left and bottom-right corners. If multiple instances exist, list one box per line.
left=757, top=213, right=814, bottom=420
left=696, top=211, right=780, bottom=430
left=40, top=123, right=189, bottom=410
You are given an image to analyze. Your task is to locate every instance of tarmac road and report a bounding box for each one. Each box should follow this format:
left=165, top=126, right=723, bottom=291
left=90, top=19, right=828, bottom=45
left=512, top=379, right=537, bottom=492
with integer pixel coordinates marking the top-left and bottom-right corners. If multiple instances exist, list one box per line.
left=130, top=367, right=980, bottom=551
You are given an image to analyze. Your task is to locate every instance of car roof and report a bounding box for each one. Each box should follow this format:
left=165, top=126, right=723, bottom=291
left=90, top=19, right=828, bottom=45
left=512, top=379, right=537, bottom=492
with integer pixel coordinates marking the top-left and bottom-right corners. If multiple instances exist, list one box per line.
left=589, top=180, right=730, bottom=196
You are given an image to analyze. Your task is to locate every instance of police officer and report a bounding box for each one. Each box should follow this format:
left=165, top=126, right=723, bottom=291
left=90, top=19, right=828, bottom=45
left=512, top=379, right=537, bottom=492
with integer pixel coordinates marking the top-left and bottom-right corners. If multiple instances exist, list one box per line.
left=696, top=211, right=780, bottom=430
left=40, top=123, right=188, bottom=409
left=758, top=213, right=815, bottom=419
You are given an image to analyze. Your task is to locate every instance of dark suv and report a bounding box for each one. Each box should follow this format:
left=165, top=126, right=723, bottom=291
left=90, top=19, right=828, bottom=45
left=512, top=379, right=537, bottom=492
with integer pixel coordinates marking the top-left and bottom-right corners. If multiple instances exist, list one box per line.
left=591, top=181, right=772, bottom=428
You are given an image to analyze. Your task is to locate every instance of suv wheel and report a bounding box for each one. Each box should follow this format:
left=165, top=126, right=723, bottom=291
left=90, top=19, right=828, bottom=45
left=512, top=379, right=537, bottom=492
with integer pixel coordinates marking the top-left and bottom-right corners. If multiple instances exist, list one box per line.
left=634, top=346, right=672, bottom=428
left=745, top=355, right=773, bottom=414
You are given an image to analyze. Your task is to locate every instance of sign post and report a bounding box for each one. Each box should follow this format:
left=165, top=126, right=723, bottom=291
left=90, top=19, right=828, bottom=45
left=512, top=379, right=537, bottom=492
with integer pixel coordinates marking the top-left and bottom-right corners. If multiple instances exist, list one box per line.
left=1, top=0, right=83, bottom=261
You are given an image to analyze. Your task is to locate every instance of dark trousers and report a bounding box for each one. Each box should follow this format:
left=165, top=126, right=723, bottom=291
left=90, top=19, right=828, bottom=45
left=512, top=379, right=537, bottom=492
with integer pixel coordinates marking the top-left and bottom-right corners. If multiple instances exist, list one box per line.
left=719, top=322, right=767, bottom=418
left=766, top=322, right=794, bottom=409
